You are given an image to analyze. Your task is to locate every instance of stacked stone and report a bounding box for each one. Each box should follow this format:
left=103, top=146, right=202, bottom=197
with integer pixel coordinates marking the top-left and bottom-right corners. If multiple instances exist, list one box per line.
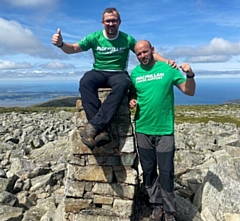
left=64, top=88, right=138, bottom=221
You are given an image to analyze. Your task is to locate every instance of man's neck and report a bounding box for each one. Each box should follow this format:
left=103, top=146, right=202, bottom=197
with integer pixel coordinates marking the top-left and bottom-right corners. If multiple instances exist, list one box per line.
left=141, top=60, right=156, bottom=69
left=103, top=30, right=119, bottom=40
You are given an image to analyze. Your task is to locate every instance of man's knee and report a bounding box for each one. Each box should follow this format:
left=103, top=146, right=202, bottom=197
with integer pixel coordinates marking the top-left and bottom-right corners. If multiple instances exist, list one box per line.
left=80, top=71, right=92, bottom=87
left=112, top=80, right=131, bottom=94
left=159, top=170, right=174, bottom=192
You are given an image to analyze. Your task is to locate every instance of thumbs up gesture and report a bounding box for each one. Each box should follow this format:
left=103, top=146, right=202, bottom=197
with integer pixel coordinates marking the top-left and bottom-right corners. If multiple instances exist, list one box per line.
left=52, top=28, right=63, bottom=47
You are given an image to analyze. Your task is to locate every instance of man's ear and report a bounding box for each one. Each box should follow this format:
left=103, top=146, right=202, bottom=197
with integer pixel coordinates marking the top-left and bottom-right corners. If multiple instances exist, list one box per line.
left=152, top=46, right=155, bottom=53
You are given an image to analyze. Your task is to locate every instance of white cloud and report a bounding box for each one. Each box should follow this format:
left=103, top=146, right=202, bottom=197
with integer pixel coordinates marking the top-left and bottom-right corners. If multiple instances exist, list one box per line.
left=0, top=18, right=44, bottom=55
left=188, top=55, right=229, bottom=63
left=41, top=62, right=75, bottom=69
left=201, top=38, right=240, bottom=55
left=0, top=17, right=64, bottom=59
left=163, top=38, right=240, bottom=63
left=0, top=60, right=32, bottom=69
left=33, top=70, right=42, bottom=74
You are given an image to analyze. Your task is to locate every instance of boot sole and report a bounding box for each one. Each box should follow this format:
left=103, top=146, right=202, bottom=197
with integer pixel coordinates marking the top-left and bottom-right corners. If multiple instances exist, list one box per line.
left=95, top=139, right=111, bottom=147
left=81, top=138, right=95, bottom=150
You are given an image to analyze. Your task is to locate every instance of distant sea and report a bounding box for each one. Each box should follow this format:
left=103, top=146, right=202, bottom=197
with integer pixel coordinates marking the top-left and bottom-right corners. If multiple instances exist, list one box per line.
left=0, top=77, right=239, bottom=107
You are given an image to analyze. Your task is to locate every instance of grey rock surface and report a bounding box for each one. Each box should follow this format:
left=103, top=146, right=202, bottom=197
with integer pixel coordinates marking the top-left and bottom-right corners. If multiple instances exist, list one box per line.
left=0, top=109, right=239, bottom=220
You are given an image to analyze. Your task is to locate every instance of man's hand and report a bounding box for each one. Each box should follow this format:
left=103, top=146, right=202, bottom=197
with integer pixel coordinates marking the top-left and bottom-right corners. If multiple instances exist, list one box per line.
left=52, top=28, right=63, bottom=47
left=180, top=63, right=194, bottom=76
left=129, top=99, right=137, bottom=109
left=167, top=60, right=178, bottom=69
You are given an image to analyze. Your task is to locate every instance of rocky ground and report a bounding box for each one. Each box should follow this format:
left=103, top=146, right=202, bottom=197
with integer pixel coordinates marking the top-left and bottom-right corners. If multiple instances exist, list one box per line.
left=0, top=104, right=240, bottom=221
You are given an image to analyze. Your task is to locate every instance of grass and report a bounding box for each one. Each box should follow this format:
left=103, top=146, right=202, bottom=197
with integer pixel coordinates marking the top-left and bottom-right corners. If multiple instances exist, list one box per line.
left=174, top=104, right=240, bottom=126
left=131, top=104, right=240, bottom=127
left=0, top=106, right=76, bottom=114
left=175, top=114, right=240, bottom=126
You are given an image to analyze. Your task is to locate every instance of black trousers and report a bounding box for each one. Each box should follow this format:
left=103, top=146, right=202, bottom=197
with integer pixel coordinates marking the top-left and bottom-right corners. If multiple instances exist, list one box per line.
left=136, top=133, right=176, bottom=213
left=79, top=70, right=131, bottom=132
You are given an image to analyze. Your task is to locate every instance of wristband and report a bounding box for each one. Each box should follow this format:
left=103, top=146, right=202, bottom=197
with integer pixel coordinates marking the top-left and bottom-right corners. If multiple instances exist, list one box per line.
left=186, top=73, right=195, bottom=78
left=57, top=42, right=64, bottom=48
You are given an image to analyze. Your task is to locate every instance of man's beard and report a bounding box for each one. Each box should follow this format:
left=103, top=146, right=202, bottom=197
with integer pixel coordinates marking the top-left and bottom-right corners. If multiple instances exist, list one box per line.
left=141, top=54, right=154, bottom=66
left=106, top=26, right=118, bottom=36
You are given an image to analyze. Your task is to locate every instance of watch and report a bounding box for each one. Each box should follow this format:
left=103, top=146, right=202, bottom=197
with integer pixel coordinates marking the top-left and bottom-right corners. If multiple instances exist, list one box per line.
left=186, top=73, right=195, bottom=78
left=57, top=42, right=64, bottom=48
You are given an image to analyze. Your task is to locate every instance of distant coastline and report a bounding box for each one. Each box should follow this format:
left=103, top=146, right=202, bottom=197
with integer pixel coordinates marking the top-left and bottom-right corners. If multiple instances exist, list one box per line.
left=0, top=77, right=239, bottom=107
left=0, top=91, right=239, bottom=108
left=0, top=91, right=79, bottom=101
left=0, top=91, right=79, bottom=107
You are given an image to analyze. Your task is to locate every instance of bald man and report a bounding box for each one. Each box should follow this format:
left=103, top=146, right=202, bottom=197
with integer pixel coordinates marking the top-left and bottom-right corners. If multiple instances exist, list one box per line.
left=129, top=40, right=196, bottom=221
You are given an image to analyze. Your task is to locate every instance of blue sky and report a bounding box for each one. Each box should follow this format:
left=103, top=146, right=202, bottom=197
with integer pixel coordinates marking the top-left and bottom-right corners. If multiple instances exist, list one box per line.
left=0, top=0, right=240, bottom=79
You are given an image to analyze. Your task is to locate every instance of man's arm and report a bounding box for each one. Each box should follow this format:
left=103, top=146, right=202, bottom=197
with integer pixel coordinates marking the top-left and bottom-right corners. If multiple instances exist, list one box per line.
left=129, top=98, right=138, bottom=109
left=128, top=84, right=138, bottom=109
left=153, top=53, right=177, bottom=68
left=52, top=28, right=83, bottom=54
left=177, top=63, right=196, bottom=96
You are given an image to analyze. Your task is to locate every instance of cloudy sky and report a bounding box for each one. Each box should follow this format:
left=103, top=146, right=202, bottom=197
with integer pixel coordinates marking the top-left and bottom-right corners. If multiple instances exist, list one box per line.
left=0, top=0, right=240, bottom=79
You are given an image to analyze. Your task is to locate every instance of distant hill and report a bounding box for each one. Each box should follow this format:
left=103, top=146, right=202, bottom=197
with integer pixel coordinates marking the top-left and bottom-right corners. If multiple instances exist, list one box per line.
left=31, top=96, right=240, bottom=108
left=31, top=96, right=80, bottom=107
left=224, top=99, right=240, bottom=104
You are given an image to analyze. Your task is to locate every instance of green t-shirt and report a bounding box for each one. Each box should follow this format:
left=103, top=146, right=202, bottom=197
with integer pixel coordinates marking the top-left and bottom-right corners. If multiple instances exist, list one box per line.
left=130, top=61, right=186, bottom=135
left=78, top=30, right=137, bottom=71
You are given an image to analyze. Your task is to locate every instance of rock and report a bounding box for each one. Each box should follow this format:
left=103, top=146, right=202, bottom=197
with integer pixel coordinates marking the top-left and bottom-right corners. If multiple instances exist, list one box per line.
left=0, top=169, right=6, bottom=178
left=0, top=205, right=23, bottom=221
left=0, top=191, right=18, bottom=206
left=13, top=178, right=24, bottom=193
left=0, top=106, right=239, bottom=221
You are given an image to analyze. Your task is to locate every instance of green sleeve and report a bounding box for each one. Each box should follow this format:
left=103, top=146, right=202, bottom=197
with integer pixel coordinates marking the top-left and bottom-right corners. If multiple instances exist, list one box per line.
left=173, top=68, right=186, bottom=86
left=78, top=33, right=93, bottom=51
left=129, top=36, right=137, bottom=53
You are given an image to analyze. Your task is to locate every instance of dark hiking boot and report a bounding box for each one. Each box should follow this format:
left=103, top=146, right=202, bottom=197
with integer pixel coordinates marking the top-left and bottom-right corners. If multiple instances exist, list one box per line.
left=163, top=212, right=176, bottom=221
left=149, top=204, right=163, bottom=221
left=95, top=131, right=111, bottom=147
left=80, top=123, right=97, bottom=150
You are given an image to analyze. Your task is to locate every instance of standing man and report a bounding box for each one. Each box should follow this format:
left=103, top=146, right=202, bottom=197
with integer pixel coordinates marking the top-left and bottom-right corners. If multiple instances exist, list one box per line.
left=52, top=7, right=175, bottom=150
left=129, top=40, right=196, bottom=221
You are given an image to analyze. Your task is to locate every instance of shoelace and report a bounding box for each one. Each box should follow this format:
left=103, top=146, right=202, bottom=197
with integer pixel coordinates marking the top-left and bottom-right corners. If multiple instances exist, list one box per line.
left=86, top=125, right=96, bottom=136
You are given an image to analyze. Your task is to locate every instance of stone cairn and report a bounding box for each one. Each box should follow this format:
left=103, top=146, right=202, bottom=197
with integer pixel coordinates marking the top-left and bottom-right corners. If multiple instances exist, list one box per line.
left=64, top=88, right=138, bottom=221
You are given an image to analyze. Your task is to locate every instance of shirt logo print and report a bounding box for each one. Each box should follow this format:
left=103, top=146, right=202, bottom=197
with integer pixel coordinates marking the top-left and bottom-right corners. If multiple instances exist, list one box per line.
left=136, top=73, right=164, bottom=83
left=96, top=46, right=126, bottom=54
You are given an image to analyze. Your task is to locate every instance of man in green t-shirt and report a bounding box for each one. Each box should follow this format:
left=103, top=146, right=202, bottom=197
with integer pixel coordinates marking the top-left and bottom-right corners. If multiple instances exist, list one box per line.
left=129, top=40, right=196, bottom=221
left=52, top=7, right=175, bottom=150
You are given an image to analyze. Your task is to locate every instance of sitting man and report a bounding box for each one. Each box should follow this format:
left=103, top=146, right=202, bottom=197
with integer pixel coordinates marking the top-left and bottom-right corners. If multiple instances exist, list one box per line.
left=52, top=7, right=176, bottom=149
